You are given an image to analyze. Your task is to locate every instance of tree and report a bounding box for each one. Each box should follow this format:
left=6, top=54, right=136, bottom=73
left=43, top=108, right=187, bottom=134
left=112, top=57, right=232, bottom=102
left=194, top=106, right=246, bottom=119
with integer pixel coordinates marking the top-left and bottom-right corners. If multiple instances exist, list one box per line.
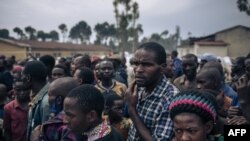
left=37, top=30, right=47, bottom=41
left=49, top=30, right=59, bottom=41
left=113, top=0, right=142, bottom=52
left=237, top=0, right=250, bottom=15
left=58, top=23, right=68, bottom=42
left=13, top=27, right=26, bottom=40
left=25, top=26, right=36, bottom=40
left=0, top=29, right=9, bottom=39
left=69, top=21, right=92, bottom=44
left=94, top=22, right=116, bottom=46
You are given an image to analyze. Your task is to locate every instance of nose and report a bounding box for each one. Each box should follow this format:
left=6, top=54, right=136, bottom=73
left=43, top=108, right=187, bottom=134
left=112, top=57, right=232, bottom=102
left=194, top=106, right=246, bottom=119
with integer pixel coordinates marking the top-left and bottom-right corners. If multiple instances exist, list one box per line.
left=134, top=64, right=144, bottom=73
left=180, top=132, right=191, bottom=141
left=196, top=84, right=201, bottom=89
left=63, top=115, right=69, bottom=124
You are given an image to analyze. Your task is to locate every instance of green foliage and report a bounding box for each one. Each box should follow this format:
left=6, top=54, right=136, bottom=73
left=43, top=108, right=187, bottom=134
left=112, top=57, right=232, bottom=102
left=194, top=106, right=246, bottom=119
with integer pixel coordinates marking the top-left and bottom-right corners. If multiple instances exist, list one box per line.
left=237, top=0, right=250, bottom=15
left=49, top=30, right=59, bottom=41
left=69, top=21, right=92, bottom=44
left=25, top=26, right=36, bottom=40
left=140, top=26, right=180, bottom=51
left=58, top=23, right=68, bottom=42
left=13, top=27, right=26, bottom=40
left=113, top=0, right=142, bottom=52
left=94, top=22, right=116, bottom=45
left=0, top=29, right=9, bottom=39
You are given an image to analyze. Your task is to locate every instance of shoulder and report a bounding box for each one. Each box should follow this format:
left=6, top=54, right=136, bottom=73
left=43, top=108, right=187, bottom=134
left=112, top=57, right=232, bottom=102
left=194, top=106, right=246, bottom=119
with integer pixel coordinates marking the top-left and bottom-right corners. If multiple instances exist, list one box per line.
left=4, top=100, right=15, bottom=110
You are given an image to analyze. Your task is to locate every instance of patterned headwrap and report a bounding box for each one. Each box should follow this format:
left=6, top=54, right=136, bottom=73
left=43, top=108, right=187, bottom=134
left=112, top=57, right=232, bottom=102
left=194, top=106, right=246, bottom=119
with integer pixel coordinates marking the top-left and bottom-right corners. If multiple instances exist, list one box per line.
left=169, top=90, right=217, bottom=123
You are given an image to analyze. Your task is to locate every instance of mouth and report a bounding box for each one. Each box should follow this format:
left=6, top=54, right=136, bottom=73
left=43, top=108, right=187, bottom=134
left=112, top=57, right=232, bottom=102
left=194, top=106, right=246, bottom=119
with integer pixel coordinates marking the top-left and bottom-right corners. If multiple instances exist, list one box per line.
left=135, top=75, right=146, bottom=84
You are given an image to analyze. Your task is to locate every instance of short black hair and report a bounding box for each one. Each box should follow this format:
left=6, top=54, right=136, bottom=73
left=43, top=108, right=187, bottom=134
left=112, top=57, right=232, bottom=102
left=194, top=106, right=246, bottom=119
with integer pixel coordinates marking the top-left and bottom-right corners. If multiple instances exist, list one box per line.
left=77, top=67, right=94, bottom=84
left=137, top=42, right=166, bottom=64
left=23, top=61, right=47, bottom=81
left=171, top=50, right=178, bottom=58
left=182, top=53, right=198, bottom=63
left=66, top=85, right=104, bottom=118
left=105, top=94, right=122, bottom=108
left=78, top=54, right=92, bottom=68
left=39, top=55, right=55, bottom=77
left=54, top=64, right=70, bottom=76
left=39, top=55, right=55, bottom=69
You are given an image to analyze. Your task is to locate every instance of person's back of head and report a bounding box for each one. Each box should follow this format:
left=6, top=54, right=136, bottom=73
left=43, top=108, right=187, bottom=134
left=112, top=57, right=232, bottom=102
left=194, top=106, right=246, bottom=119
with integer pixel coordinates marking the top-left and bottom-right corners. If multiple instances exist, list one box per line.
left=39, top=55, right=55, bottom=79
left=0, top=84, right=7, bottom=104
left=79, top=54, right=92, bottom=68
left=23, top=61, right=47, bottom=82
left=137, top=42, right=166, bottom=65
left=49, top=77, right=79, bottom=98
left=74, top=67, right=94, bottom=85
left=171, top=50, right=178, bottom=59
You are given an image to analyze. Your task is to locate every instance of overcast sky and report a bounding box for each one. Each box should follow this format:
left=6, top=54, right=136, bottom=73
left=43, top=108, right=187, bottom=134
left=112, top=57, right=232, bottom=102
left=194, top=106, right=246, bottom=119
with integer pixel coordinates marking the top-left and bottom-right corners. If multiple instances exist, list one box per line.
left=0, top=0, right=249, bottom=41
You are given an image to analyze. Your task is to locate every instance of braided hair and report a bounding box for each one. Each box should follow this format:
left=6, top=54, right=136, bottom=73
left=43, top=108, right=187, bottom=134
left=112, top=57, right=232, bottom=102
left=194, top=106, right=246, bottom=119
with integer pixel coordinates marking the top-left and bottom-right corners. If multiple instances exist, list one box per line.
left=169, top=89, right=218, bottom=124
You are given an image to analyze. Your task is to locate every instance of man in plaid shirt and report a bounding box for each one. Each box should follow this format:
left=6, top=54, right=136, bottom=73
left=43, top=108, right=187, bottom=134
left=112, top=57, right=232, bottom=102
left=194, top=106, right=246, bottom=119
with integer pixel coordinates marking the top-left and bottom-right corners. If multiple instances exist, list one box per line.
left=126, top=42, right=179, bottom=141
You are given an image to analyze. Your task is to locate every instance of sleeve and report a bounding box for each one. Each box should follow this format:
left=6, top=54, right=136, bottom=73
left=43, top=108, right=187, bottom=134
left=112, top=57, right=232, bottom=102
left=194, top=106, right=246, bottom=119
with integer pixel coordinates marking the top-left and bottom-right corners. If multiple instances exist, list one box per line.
left=3, top=105, right=11, bottom=132
left=152, top=102, right=173, bottom=141
left=40, top=94, right=50, bottom=123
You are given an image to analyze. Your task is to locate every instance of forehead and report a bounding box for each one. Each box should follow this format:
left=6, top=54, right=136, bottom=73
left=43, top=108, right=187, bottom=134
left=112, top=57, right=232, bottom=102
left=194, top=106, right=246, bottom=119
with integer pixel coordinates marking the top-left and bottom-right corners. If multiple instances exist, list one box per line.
left=64, top=97, right=79, bottom=110
left=182, top=57, right=196, bottom=63
left=52, top=67, right=64, bottom=73
left=196, top=71, right=210, bottom=80
left=174, top=112, right=203, bottom=124
left=134, top=49, right=157, bottom=62
left=100, top=61, right=113, bottom=67
left=113, top=99, right=124, bottom=106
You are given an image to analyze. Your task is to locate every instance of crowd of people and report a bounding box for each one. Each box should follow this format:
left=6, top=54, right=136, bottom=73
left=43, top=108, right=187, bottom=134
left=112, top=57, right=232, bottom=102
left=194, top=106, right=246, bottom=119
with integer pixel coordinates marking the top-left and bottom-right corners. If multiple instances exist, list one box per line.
left=0, top=41, right=249, bottom=141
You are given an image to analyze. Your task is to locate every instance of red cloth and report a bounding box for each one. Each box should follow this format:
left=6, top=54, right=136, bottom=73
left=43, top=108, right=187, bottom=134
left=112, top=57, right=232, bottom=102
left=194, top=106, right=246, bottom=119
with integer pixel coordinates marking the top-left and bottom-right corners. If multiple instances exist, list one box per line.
left=3, top=99, right=28, bottom=141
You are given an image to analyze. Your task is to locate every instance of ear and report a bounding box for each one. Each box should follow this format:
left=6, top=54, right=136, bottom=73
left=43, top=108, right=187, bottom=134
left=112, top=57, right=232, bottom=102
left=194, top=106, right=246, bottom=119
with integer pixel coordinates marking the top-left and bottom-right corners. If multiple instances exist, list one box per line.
left=79, top=79, right=83, bottom=85
left=205, top=121, right=214, bottom=134
left=87, top=110, right=98, bottom=123
left=26, top=74, right=31, bottom=82
left=160, top=63, right=167, bottom=73
left=56, top=96, right=63, bottom=105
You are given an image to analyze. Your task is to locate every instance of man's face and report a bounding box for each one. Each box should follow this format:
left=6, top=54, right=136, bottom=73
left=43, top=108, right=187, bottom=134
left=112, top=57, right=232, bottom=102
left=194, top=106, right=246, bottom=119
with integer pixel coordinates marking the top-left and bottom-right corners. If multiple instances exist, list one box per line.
left=182, top=57, right=198, bottom=79
left=132, top=49, right=163, bottom=87
left=99, top=61, right=114, bottom=81
left=196, top=71, right=214, bottom=90
left=52, top=68, right=65, bottom=81
left=71, top=57, right=82, bottom=75
left=14, top=81, right=30, bottom=102
left=63, top=97, right=91, bottom=134
left=109, top=99, right=124, bottom=121
left=164, top=57, right=175, bottom=78
left=231, top=58, right=243, bottom=74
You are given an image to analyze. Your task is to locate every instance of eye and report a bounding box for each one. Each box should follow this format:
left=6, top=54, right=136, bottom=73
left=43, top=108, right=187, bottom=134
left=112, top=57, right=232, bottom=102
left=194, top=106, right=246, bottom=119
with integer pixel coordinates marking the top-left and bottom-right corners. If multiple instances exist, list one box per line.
left=187, top=128, right=198, bottom=134
left=174, top=128, right=183, bottom=134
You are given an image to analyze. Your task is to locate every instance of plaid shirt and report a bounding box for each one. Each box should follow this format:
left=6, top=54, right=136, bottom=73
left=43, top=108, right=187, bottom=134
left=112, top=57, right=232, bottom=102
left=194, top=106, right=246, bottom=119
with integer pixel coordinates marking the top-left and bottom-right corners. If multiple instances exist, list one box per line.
left=127, top=76, right=179, bottom=141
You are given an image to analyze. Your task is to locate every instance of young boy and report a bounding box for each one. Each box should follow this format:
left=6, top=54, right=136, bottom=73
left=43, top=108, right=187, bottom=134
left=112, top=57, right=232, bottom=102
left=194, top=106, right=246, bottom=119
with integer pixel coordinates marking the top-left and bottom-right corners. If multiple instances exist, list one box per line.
left=105, top=94, right=131, bottom=140
left=3, top=81, right=30, bottom=141
left=63, top=84, right=124, bottom=141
